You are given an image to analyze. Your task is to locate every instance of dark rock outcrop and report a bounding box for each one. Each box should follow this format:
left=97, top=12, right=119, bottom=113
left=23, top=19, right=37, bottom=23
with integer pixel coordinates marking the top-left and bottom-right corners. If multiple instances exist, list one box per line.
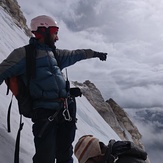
left=0, top=0, right=31, bottom=36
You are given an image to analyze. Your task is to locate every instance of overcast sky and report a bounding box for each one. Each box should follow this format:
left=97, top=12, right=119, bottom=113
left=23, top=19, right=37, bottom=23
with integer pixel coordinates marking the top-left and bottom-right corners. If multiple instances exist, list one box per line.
left=17, top=0, right=163, bottom=109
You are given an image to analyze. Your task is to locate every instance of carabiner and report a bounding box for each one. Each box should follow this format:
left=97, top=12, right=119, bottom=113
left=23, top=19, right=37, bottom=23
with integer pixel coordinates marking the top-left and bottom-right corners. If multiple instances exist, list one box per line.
left=62, top=98, right=72, bottom=121
left=62, top=109, right=72, bottom=121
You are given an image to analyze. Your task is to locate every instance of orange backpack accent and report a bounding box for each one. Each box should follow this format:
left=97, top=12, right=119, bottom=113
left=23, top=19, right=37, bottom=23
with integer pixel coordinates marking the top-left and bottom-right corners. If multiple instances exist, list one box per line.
left=5, top=76, right=19, bottom=96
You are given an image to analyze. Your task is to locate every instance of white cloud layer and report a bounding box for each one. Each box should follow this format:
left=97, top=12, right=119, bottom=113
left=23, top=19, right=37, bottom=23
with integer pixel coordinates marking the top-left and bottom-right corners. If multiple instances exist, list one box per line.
left=126, top=107, right=163, bottom=163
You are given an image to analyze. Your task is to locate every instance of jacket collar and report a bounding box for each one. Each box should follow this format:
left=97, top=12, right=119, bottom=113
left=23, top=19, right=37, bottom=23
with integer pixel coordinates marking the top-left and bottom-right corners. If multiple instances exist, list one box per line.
left=29, top=37, right=56, bottom=51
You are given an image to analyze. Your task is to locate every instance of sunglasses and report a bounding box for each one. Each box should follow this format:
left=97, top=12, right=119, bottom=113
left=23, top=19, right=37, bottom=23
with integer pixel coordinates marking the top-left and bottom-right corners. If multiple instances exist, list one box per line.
left=48, top=26, right=59, bottom=34
left=37, top=26, right=59, bottom=35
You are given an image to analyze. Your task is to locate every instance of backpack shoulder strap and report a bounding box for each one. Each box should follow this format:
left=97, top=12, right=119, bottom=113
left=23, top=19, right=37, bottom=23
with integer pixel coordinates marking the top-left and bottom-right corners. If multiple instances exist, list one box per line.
left=6, top=78, right=10, bottom=95
left=14, top=115, right=24, bottom=163
left=24, top=44, right=36, bottom=85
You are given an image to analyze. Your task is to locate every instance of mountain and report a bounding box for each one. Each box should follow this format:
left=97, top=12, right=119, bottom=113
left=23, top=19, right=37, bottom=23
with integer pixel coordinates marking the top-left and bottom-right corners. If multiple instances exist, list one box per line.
left=0, top=1, right=151, bottom=163
left=74, top=81, right=141, bottom=143
left=0, top=0, right=31, bottom=36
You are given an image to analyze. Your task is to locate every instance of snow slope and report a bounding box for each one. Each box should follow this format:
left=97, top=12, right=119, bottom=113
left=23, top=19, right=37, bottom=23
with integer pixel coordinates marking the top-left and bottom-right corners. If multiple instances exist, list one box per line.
left=0, top=7, right=120, bottom=163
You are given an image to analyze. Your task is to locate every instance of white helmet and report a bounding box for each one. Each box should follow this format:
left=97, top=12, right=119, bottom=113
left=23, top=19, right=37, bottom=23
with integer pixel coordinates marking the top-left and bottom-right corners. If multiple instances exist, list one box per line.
left=30, top=15, right=58, bottom=31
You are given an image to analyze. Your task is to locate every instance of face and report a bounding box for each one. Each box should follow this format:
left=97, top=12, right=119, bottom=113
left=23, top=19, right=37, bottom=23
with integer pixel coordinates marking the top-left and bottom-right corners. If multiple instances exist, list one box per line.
left=49, top=27, right=59, bottom=43
left=51, top=31, right=59, bottom=43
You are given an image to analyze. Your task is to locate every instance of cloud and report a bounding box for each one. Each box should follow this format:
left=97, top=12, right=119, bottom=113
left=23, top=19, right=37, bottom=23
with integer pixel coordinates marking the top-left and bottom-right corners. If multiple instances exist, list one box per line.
left=126, top=108, right=163, bottom=163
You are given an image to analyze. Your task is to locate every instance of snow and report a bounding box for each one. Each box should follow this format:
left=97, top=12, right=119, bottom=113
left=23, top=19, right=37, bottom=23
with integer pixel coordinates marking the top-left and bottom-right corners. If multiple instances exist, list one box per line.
left=0, top=7, right=120, bottom=163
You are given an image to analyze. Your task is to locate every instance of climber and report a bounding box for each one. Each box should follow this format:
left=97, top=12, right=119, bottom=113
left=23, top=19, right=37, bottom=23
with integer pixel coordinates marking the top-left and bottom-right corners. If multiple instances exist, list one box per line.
left=0, top=15, right=107, bottom=163
left=74, top=135, right=148, bottom=163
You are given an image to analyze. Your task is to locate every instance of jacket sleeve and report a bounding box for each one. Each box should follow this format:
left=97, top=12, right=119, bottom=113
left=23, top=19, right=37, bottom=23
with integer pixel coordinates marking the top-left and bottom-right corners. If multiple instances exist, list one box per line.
left=0, top=47, right=26, bottom=84
left=56, top=49, right=94, bottom=70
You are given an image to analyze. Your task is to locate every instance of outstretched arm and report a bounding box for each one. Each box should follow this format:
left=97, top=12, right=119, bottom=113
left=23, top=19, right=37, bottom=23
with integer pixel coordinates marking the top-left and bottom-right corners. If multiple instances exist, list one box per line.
left=56, top=49, right=107, bottom=70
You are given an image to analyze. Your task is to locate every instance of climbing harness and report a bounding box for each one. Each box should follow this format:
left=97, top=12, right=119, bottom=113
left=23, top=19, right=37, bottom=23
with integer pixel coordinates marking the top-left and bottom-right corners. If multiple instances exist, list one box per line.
left=62, top=68, right=72, bottom=121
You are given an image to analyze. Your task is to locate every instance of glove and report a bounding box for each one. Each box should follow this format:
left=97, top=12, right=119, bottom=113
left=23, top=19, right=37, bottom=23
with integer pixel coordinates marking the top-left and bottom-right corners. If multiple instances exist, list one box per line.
left=94, top=51, right=107, bottom=61
left=70, top=87, right=82, bottom=97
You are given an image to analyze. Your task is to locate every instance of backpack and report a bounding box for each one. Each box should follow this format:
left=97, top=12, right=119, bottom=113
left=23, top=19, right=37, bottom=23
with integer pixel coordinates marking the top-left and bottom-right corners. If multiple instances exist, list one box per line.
left=104, top=139, right=147, bottom=163
left=5, top=44, right=36, bottom=131
left=74, top=135, right=147, bottom=163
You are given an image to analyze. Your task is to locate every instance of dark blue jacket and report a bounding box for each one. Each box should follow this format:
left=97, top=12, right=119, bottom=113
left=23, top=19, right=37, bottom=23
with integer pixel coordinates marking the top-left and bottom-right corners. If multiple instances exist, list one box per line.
left=0, top=38, right=94, bottom=110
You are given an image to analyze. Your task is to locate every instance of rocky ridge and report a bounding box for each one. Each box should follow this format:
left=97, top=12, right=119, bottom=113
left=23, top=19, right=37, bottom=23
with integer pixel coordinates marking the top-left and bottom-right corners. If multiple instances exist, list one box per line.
left=73, top=80, right=142, bottom=144
left=0, top=0, right=31, bottom=36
